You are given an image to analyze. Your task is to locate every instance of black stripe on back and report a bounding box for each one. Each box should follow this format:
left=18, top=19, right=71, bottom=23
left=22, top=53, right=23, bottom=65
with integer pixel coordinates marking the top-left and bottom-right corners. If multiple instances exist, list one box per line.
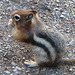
left=37, top=33, right=56, bottom=48
left=37, top=33, right=65, bottom=54
left=31, top=39, right=51, bottom=59
left=37, top=33, right=60, bottom=53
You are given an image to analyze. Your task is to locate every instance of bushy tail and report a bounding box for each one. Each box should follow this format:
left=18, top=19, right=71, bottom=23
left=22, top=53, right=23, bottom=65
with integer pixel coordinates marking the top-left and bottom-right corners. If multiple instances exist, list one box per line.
left=59, top=58, right=75, bottom=66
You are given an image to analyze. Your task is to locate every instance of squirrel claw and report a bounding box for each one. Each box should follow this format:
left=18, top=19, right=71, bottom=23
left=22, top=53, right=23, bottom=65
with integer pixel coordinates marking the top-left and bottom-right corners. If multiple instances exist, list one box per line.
left=24, top=60, right=38, bottom=68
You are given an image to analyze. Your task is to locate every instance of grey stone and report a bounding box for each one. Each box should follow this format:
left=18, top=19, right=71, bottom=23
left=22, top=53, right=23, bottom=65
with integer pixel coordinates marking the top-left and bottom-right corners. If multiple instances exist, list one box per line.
left=11, top=62, right=16, bottom=66
left=3, top=58, right=8, bottom=61
left=60, top=15, right=66, bottom=19
left=4, top=70, right=10, bottom=74
left=0, top=16, right=2, bottom=19
left=69, top=68, right=73, bottom=72
left=73, top=15, right=75, bottom=18
left=15, top=66, right=21, bottom=71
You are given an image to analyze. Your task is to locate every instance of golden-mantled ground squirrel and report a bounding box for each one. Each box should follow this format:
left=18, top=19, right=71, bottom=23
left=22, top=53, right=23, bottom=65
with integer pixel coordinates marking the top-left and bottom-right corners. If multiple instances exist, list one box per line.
left=8, top=9, right=75, bottom=67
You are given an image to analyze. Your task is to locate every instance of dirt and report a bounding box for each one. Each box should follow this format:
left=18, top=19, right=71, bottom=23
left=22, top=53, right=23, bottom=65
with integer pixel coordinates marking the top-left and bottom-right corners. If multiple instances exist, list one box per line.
left=0, top=0, right=75, bottom=75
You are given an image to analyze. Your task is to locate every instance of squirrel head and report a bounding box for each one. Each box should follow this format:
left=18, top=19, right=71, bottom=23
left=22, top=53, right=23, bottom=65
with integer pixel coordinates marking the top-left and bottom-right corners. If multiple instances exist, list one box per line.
left=11, top=9, right=38, bottom=29
left=8, top=9, right=39, bottom=41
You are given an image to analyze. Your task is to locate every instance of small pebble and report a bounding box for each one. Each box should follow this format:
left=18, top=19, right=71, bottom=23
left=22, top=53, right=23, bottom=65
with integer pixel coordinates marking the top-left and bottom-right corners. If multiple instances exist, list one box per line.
left=10, top=73, right=13, bottom=75
left=60, top=15, right=66, bottom=19
left=46, top=5, right=50, bottom=9
left=5, top=47, right=9, bottom=50
left=15, top=66, right=21, bottom=71
left=8, top=35, right=11, bottom=38
left=55, top=72, right=59, bottom=74
left=0, top=16, right=2, bottom=19
left=41, top=68, right=46, bottom=71
left=26, top=68, right=31, bottom=73
left=52, top=12, right=55, bottom=15
left=3, top=44, right=7, bottom=47
left=66, top=30, right=70, bottom=33
left=0, top=50, right=2, bottom=53
left=4, top=70, right=10, bottom=74
left=68, top=39, right=74, bottom=45
left=54, top=8, right=59, bottom=11
left=13, top=68, right=17, bottom=72
left=0, top=2, right=3, bottom=6
left=62, top=12, right=66, bottom=15
left=9, top=40, right=12, bottom=42
left=69, top=1, right=74, bottom=4
left=31, top=6, right=35, bottom=9
left=26, top=70, right=30, bottom=73
left=43, top=17, right=46, bottom=19
left=3, top=58, right=8, bottom=61
left=56, top=0, right=60, bottom=2
left=23, top=57, right=25, bottom=60
left=12, top=66, right=15, bottom=69
left=69, top=68, right=73, bottom=72
left=73, top=15, right=75, bottom=18
left=11, top=62, right=16, bottom=66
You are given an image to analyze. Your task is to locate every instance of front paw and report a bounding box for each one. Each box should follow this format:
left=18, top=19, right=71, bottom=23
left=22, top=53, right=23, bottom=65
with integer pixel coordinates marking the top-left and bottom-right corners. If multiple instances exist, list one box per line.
left=8, top=19, right=14, bottom=27
left=24, top=60, right=38, bottom=68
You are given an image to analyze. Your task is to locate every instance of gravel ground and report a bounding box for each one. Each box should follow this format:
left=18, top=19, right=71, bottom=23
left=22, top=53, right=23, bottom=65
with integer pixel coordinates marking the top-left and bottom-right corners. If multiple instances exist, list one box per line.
left=0, top=0, right=75, bottom=75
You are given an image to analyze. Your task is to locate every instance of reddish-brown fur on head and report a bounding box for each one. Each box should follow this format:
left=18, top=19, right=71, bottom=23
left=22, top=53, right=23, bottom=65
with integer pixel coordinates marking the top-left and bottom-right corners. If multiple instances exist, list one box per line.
left=9, top=9, right=40, bottom=42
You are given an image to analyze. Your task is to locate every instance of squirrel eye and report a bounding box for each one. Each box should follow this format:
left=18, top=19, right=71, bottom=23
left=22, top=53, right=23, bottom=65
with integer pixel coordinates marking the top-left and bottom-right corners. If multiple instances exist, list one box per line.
left=26, top=14, right=33, bottom=21
left=14, top=14, right=21, bottom=21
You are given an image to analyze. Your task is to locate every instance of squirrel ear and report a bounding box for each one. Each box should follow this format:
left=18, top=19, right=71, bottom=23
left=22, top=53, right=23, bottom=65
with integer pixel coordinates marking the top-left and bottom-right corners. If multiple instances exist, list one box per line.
left=30, top=10, right=37, bottom=15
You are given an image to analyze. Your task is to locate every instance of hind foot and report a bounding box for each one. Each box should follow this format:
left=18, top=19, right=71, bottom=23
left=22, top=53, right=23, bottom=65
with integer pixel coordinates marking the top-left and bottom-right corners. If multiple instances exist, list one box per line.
left=24, top=60, right=38, bottom=68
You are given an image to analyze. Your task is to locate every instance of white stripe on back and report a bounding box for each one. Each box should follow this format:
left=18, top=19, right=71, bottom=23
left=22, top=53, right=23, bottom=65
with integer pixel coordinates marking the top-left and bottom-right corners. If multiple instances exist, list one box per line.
left=33, top=34, right=56, bottom=61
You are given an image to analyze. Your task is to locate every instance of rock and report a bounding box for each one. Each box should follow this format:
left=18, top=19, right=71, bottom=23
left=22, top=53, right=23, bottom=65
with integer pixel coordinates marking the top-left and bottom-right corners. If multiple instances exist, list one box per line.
left=60, top=8, right=64, bottom=12
left=66, top=30, right=70, bottom=33
left=62, top=12, right=66, bottom=15
left=56, top=0, right=60, bottom=3
left=69, top=1, right=74, bottom=5
left=31, top=6, right=35, bottom=9
left=54, top=8, right=59, bottom=11
left=55, top=72, right=59, bottom=75
left=3, top=44, right=7, bottom=47
left=8, top=35, right=11, bottom=38
left=60, top=15, right=66, bottom=19
left=5, top=47, right=9, bottom=50
left=13, top=68, right=17, bottom=72
left=26, top=68, right=30, bottom=73
left=10, top=73, right=13, bottom=75
left=23, top=57, right=25, bottom=60
left=69, top=68, right=73, bottom=72
left=52, top=12, right=55, bottom=16
left=4, top=70, right=10, bottom=74
left=0, top=2, right=3, bottom=6
left=12, top=66, right=15, bottom=69
left=0, top=50, right=2, bottom=53
left=3, top=58, right=8, bottom=61
left=6, top=0, right=9, bottom=3
left=41, top=68, right=46, bottom=71
left=0, top=16, right=2, bottom=19
left=73, top=15, right=75, bottom=18
left=26, top=70, right=30, bottom=73
left=11, top=62, right=16, bottom=66
left=15, top=66, right=21, bottom=71
left=68, top=39, right=74, bottom=46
